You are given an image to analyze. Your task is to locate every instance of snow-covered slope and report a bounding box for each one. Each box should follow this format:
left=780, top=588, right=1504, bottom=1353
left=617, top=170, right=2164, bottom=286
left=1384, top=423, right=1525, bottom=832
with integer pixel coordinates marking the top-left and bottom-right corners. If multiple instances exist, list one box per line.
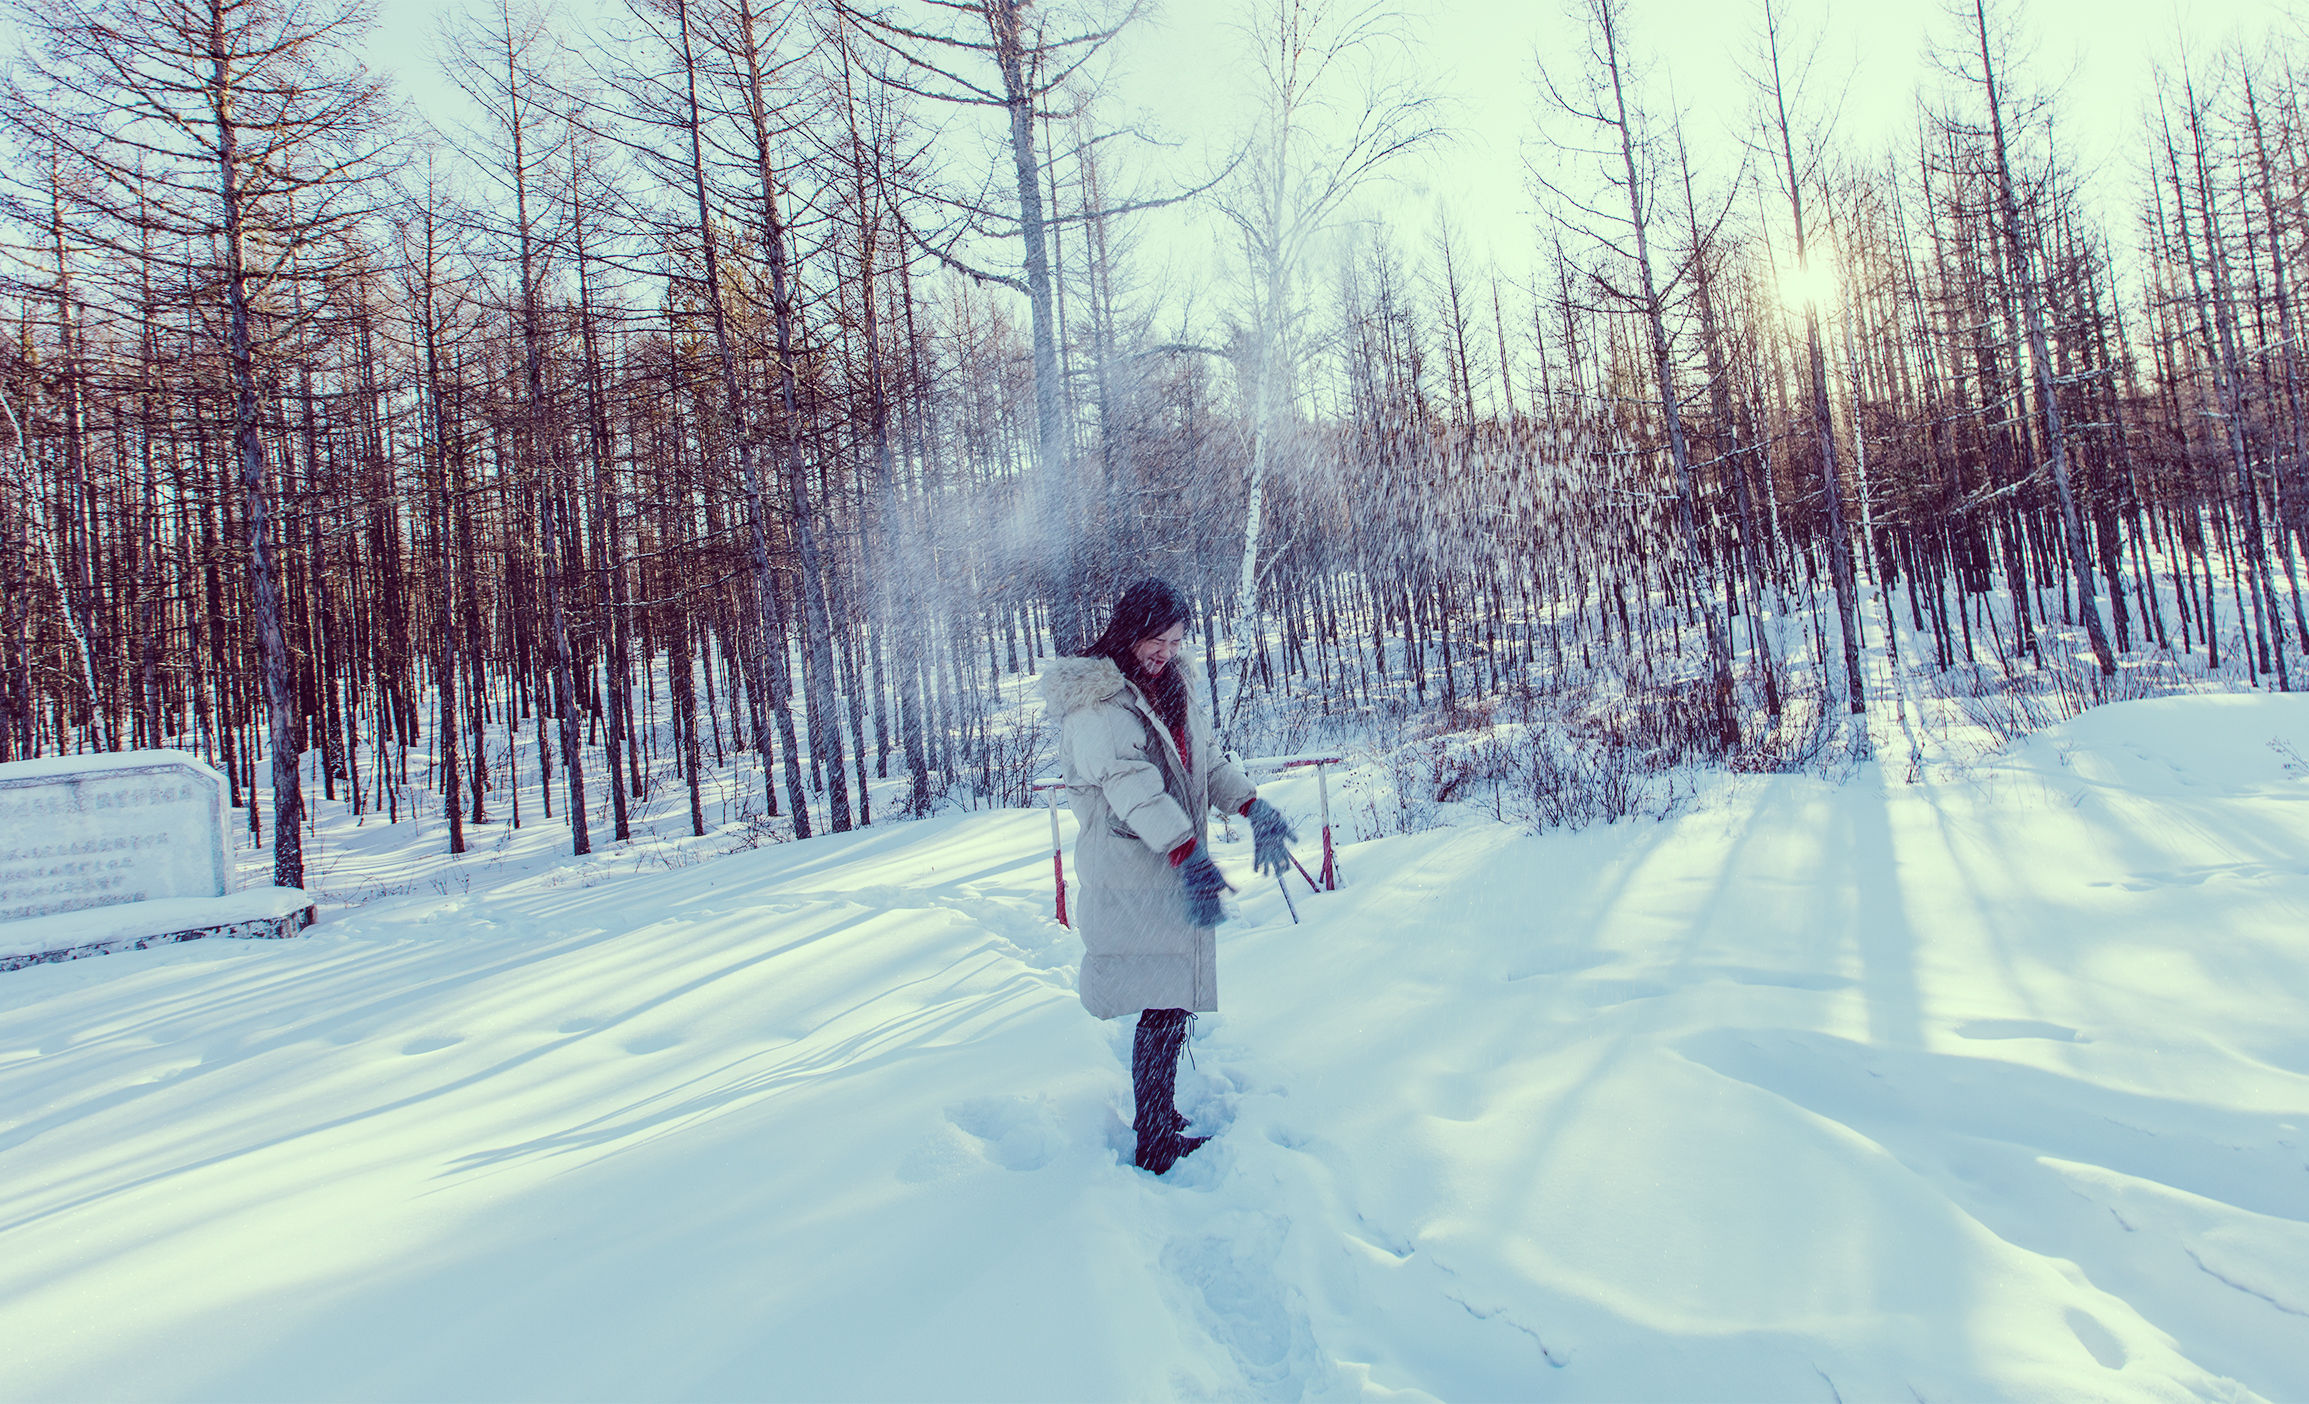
left=3, top=696, right=2307, bottom=1402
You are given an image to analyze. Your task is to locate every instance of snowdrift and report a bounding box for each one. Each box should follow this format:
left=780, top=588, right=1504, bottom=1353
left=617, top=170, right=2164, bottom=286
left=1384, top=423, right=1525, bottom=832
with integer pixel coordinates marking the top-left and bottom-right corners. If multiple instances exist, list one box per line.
left=3, top=695, right=2307, bottom=1402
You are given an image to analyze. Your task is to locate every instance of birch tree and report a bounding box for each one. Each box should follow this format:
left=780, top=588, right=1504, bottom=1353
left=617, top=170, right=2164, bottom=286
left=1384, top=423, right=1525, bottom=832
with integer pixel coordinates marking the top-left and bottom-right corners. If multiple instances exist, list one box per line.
left=1215, top=0, right=1441, bottom=722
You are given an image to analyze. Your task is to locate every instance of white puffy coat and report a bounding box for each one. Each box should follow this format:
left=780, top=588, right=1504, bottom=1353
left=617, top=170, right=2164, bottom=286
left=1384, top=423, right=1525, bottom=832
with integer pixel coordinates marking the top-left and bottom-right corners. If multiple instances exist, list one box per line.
left=1039, top=652, right=1258, bottom=1019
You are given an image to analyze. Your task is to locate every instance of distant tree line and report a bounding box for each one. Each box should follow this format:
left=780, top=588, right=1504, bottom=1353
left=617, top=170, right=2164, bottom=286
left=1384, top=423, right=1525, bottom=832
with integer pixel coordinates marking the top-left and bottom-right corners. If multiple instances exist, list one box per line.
left=1, top=0, right=2302, bottom=882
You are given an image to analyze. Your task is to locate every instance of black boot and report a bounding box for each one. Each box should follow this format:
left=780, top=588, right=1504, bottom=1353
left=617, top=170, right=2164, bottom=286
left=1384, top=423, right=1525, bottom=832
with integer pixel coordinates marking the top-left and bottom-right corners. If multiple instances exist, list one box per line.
left=1131, top=1008, right=1209, bottom=1175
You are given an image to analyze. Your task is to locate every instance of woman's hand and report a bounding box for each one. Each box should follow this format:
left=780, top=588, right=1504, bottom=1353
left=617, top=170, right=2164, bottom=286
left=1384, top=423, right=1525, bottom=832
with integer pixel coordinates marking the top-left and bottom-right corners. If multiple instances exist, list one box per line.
left=1245, top=798, right=1298, bottom=877
left=1176, top=844, right=1233, bottom=927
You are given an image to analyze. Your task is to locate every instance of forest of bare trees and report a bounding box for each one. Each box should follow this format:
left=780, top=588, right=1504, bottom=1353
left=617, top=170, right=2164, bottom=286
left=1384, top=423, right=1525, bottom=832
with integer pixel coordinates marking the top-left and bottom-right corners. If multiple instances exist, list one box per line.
left=3, top=0, right=2306, bottom=882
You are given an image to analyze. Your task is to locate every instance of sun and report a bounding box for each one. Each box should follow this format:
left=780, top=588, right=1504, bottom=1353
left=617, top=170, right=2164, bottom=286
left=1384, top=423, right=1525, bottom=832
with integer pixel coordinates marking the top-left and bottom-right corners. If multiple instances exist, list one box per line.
left=1777, top=259, right=1840, bottom=316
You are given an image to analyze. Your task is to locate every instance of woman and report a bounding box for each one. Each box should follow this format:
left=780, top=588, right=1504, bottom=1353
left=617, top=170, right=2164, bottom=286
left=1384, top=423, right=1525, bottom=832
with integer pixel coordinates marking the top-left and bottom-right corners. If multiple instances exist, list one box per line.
left=1040, top=579, right=1297, bottom=1174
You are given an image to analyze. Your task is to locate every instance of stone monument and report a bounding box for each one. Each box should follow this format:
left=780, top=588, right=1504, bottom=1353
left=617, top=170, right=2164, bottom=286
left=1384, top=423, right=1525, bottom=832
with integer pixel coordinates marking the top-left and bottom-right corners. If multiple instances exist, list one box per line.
left=0, top=750, right=313, bottom=972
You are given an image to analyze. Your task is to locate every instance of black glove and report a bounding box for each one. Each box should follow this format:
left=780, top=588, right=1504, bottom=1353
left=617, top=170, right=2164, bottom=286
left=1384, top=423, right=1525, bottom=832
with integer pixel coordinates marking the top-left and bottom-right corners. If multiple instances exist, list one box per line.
left=1245, top=798, right=1298, bottom=877
left=1177, top=844, right=1233, bottom=928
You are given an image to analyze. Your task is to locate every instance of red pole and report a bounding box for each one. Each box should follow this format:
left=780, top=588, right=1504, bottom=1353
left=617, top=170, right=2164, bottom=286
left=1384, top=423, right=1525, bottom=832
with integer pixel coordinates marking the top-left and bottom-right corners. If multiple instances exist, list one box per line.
left=1316, top=761, right=1339, bottom=890
left=1287, top=850, right=1323, bottom=894
left=1045, top=783, right=1070, bottom=926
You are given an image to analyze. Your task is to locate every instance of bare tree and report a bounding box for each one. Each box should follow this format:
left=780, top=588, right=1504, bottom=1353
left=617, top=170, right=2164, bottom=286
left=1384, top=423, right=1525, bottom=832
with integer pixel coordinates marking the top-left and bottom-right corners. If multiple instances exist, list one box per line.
left=1751, top=0, right=1866, bottom=717
left=0, top=383, right=110, bottom=749
left=3, top=0, right=393, bottom=886
left=838, top=0, right=1141, bottom=650
left=1536, top=0, right=1741, bottom=749
left=441, top=0, right=595, bottom=851
left=1215, top=0, right=1442, bottom=723
left=1942, top=0, right=2116, bottom=676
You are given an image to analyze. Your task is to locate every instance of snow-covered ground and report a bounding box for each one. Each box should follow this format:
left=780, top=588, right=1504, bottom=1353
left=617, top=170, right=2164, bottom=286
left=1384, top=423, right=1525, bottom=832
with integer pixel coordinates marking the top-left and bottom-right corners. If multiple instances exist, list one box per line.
left=3, top=693, right=2307, bottom=1402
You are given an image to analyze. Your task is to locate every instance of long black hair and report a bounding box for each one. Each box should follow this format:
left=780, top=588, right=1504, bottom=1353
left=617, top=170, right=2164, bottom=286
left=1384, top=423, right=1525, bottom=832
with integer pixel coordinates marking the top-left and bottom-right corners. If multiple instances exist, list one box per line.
left=1084, top=577, right=1192, bottom=737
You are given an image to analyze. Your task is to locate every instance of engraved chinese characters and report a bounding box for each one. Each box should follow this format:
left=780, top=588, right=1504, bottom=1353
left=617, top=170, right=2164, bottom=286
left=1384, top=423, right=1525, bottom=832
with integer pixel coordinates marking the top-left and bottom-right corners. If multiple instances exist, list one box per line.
left=0, top=753, right=231, bottom=923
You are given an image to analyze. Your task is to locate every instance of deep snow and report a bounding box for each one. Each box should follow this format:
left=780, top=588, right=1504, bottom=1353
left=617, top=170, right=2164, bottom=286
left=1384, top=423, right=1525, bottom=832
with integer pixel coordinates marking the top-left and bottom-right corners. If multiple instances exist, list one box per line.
left=2, top=694, right=2307, bottom=1402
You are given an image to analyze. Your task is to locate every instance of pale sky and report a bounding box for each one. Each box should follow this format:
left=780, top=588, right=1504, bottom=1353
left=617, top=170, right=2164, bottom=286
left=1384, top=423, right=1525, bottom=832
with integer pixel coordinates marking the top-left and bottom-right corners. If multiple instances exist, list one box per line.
left=1106, top=0, right=2302, bottom=279
left=0, top=0, right=2293, bottom=233
left=7, top=0, right=2282, bottom=319
left=321, top=0, right=2304, bottom=380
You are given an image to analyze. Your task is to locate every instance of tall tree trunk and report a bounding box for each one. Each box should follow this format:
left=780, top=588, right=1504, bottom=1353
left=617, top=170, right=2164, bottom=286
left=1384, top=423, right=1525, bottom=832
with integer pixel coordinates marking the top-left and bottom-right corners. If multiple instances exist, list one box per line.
left=729, top=0, right=850, bottom=830
left=210, top=3, right=304, bottom=887
left=1761, top=0, right=1866, bottom=717
left=1597, top=0, right=1738, bottom=748
left=1970, top=0, right=2115, bottom=676
left=985, top=0, right=1087, bottom=650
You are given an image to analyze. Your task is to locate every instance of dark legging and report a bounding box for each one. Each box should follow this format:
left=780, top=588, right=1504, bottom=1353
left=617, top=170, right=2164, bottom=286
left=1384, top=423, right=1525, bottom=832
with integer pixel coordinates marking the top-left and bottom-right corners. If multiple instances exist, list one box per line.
left=1131, top=1007, right=1193, bottom=1136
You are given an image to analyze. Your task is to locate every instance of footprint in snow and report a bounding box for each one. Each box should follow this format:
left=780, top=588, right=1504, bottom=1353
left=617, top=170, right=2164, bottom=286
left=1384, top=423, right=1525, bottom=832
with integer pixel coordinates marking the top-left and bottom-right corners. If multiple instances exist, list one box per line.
left=1505, top=949, right=1607, bottom=982
left=1422, top=1071, right=1488, bottom=1124
left=1717, top=964, right=1855, bottom=992
left=2065, top=1307, right=2128, bottom=1369
left=2114, top=862, right=2287, bottom=891
left=1955, top=1018, right=2083, bottom=1043
left=1161, top=1212, right=1332, bottom=1400
left=1576, top=978, right=1669, bottom=1008
left=945, top=1094, right=1062, bottom=1172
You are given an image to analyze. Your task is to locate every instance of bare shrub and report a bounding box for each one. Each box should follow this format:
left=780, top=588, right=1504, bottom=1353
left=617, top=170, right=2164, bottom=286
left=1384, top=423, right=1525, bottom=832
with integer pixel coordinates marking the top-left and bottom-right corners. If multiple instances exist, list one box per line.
left=1347, top=681, right=1668, bottom=834
left=726, top=790, right=787, bottom=850
left=1514, top=728, right=1654, bottom=830
left=971, top=705, right=1053, bottom=809
left=1728, top=694, right=1838, bottom=773
left=2270, top=737, right=2307, bottom=779
left=1930, top=650, right=2205, bottom=747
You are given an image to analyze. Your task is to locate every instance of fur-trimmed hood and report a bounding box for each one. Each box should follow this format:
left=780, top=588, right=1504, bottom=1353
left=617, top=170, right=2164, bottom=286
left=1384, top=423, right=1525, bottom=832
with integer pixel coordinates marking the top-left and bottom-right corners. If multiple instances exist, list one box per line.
left=1038, top=652, right=1202, bottom=717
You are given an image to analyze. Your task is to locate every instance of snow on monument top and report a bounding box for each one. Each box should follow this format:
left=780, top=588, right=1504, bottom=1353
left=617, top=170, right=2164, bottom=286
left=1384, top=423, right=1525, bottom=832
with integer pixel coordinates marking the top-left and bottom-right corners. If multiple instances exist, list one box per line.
left=0, top=750, right=231, bottom=924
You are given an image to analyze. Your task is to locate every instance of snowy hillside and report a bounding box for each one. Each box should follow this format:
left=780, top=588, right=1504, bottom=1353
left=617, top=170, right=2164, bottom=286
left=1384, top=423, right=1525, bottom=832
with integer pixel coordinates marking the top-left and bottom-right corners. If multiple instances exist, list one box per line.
left=4, top=694, right=2308, bottom=1403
